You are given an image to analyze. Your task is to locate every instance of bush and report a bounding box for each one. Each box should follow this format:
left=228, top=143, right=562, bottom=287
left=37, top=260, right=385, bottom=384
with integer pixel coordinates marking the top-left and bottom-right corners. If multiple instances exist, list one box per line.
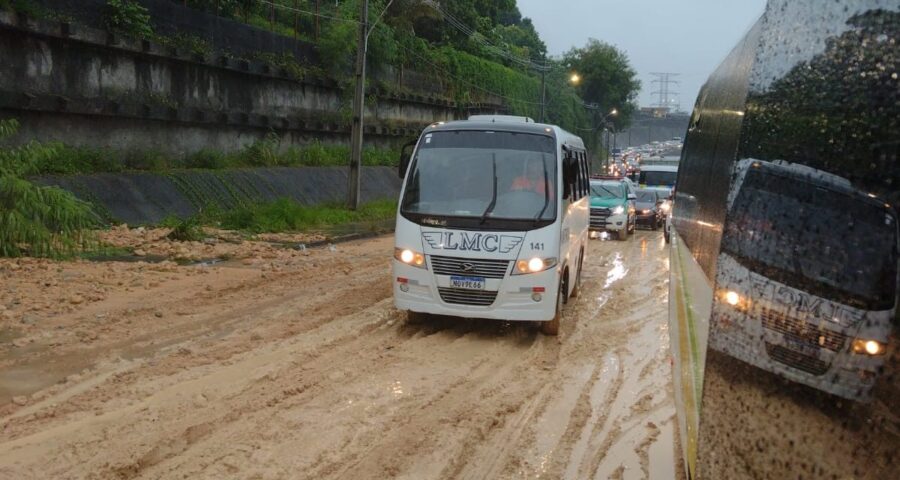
left=103, top=0, right=153, bottom=38
left=0, top=119, right=98, bottom=258
left=238, top=132, right=280, bottom=167
left=161, top=215, right=204, bottom=242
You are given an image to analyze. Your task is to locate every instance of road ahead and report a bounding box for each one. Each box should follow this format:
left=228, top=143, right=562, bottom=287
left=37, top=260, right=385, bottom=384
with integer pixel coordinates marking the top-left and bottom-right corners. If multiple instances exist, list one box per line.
left=0, top=230, right=678, bottom=479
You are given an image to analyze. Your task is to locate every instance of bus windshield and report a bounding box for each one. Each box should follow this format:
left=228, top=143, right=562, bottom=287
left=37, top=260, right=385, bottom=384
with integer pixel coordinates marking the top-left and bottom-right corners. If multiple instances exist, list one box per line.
left=639, top=170, right=677, bottom=186
left=401, top=130, right=557, bottom=227
left=722, top=169, right=897, bottom=310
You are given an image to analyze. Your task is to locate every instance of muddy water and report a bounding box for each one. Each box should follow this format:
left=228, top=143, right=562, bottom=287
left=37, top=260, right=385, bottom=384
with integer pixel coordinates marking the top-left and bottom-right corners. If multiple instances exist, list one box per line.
left=0, top=232, right=679, bottom=479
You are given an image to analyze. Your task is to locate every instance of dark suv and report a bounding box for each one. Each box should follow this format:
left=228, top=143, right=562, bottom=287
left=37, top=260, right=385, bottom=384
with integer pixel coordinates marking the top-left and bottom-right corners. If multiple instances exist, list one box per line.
left=634, top=189, right=664, bottom=229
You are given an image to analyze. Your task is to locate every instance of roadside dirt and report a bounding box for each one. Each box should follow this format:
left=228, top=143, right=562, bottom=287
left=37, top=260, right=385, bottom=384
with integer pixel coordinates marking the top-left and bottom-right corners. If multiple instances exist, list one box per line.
left=0, top=230, right=678, bottom=479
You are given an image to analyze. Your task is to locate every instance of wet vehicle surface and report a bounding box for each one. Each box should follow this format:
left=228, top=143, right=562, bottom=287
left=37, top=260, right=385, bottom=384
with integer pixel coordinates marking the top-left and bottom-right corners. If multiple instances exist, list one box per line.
left=669, top=0, right=900, bottom=477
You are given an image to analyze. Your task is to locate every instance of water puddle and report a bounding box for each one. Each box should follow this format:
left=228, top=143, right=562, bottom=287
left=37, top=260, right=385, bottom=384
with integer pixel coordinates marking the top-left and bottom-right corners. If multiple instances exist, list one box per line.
left=604, top=253, right=629, bottom=289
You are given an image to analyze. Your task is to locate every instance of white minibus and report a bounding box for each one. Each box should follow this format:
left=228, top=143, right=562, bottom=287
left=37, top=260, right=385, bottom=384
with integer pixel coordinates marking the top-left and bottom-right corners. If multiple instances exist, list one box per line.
left=393, top=115, right=591, bottom=335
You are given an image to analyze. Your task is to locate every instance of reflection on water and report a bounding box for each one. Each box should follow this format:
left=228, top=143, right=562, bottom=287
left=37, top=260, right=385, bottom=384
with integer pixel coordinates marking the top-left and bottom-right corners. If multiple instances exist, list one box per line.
left=603, top=253, right=629, bottom=289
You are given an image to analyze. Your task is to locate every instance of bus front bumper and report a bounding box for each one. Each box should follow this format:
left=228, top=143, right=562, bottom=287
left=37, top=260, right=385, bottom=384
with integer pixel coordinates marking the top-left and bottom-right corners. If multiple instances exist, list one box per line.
left=393, top=260, right=560, bottom=322
left=709, top=306, right=884, bottom=402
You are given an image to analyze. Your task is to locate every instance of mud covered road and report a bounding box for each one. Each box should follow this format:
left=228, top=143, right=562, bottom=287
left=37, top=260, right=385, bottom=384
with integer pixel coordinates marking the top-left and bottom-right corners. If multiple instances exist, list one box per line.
left=0, top=230, right=678, bottom=480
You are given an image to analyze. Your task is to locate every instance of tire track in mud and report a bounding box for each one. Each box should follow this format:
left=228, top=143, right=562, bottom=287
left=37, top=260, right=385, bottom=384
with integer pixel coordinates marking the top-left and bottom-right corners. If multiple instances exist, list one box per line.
left=0, top=233, right=679, bottom=479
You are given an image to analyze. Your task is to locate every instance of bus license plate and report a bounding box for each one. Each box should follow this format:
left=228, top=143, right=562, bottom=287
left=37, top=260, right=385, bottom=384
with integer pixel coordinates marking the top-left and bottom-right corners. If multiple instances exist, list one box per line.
left=450, top=275, right=486, bottom=290
left=784, top=335, right=819, bottom=357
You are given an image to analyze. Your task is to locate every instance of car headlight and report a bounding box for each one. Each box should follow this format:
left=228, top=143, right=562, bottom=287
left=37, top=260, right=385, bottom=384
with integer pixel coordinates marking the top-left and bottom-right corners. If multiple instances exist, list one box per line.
left=660, top=201, right=671, bottom=212
left=394, top=248, right=426, bottom=268
left=612, top=205, right=625, bottom=215
left=852, top=339, right=886, bottom=356
left=513, top=257, right=557, bottom=275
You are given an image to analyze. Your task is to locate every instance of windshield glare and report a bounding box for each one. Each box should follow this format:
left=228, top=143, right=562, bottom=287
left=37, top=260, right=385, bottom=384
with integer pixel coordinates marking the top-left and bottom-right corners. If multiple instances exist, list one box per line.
left=722, top=170, right=897, bottom=310
left=401, top=131, right=557, bottom=222
left=590, top=182, right=624, bottom=198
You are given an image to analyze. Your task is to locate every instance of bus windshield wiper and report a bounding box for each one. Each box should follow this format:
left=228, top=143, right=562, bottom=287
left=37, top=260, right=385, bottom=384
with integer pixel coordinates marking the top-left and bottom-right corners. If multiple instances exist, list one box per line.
left=480, top=154, right=498, bottom=225
left=534, top=157, right=550, bottom=224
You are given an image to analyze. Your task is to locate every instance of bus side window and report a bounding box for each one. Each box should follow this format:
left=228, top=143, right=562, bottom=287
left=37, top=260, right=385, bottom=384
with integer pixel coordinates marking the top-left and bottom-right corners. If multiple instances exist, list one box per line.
left=566, top=150, right=585, bottom=200
left=580, top=152, right=589, bottom=198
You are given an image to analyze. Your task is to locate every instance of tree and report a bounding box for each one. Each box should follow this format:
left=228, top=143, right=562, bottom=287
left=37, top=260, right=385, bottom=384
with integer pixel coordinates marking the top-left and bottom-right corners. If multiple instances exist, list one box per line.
left=739, top=9, right=899, bottom=203
left=563, top=39, right=640, bottom=129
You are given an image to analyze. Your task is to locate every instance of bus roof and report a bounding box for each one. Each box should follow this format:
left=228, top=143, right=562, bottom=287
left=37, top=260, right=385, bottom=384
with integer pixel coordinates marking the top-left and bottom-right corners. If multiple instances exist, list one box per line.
left=423, top=119, right=585, bottom=150
left=639, top=165, right=679, bottom=172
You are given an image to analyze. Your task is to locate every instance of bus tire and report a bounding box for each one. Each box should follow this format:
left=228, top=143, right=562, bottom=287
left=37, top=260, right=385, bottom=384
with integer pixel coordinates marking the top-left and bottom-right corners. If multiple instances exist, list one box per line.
left=570, top=250, right=584, bottom=298
left=617, top=228, right=629, bottom=241
left=541, top=278, right=565, bottom=336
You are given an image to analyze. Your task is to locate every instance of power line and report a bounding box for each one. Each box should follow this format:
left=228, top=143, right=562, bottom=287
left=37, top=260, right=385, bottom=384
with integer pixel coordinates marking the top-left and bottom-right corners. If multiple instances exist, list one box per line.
left=649, top=72, right=679, bottom=111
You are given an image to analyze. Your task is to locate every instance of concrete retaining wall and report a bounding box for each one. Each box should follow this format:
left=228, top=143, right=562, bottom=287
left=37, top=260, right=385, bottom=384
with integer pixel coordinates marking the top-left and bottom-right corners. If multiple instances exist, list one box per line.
left=0, top=9, right=507, bottom=156
left=34, top=166, right=402, bottom=225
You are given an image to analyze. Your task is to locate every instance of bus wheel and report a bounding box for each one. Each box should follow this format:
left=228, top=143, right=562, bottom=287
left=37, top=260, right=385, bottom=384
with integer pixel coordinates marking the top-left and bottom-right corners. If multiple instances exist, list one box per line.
left=570, top=251, right=584, bottom=298
left=617, top=228, right=629, bottom=241
left=540, top=279, right=565, bottom=336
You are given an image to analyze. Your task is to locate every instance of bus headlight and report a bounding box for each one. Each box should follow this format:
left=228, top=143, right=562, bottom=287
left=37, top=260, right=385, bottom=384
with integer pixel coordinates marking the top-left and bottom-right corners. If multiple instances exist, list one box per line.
left=718, top=289, right=750, bottom=311
left=612, top=205, right=625, bottom=215
left=514, top=257, right=557, bottom=275
left=852, top=339, right=886, bottom=356
left=394, top=248, right=426, bottom=268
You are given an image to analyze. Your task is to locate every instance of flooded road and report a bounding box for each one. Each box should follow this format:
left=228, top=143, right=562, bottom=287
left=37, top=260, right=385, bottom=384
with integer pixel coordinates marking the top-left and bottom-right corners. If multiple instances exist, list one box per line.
left=0, top=231, right=679, bottom=479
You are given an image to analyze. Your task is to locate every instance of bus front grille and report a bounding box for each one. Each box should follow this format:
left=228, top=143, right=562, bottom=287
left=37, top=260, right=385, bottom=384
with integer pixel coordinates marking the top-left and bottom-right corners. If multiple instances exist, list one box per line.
left=760, top=308, right=846, bottom=352
left=438, top=287, right=498, bottom=306
left=430, top=256, right=511, bottom=279
left=765, top=342, right=829, bottom=376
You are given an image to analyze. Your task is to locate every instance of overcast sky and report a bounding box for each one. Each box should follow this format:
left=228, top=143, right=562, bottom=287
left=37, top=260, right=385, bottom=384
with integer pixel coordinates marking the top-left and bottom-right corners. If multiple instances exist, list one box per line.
left=517, top=0, right=767, bottom=110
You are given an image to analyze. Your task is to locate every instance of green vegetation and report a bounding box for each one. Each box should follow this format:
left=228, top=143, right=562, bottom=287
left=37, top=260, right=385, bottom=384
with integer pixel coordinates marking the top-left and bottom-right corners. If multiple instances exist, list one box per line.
left=102, top=0, right=153, bottom=38
left=161, top=215, right=205, bottom=242
left=216, top=198, right=396, bottom=233
left=0, top=119, right=98, bottom=258
left=155, top=197, right=396, bottom=236
left=5, top=132, right=400, bottom=177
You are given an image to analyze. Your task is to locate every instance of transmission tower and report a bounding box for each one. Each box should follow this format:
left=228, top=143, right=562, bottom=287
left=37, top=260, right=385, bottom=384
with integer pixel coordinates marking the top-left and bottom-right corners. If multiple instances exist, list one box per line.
left=649, top=72, right=680, bottom=113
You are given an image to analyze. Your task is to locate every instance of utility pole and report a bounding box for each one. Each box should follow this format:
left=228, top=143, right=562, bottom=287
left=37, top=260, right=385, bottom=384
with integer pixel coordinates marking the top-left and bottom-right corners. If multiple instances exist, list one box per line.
left=348, top=0, right=369, bottom=209
left=539, top=60, right=546, bottom=122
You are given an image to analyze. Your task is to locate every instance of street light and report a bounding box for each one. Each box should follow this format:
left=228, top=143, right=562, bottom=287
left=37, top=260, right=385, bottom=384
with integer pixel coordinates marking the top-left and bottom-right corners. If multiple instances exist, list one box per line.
left=570, top=73, right=581, bottom=85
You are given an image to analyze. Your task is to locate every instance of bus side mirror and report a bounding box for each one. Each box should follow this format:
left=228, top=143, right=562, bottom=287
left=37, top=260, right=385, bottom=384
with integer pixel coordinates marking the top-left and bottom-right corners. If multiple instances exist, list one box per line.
left=398, top=141, right=416, bottom=178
